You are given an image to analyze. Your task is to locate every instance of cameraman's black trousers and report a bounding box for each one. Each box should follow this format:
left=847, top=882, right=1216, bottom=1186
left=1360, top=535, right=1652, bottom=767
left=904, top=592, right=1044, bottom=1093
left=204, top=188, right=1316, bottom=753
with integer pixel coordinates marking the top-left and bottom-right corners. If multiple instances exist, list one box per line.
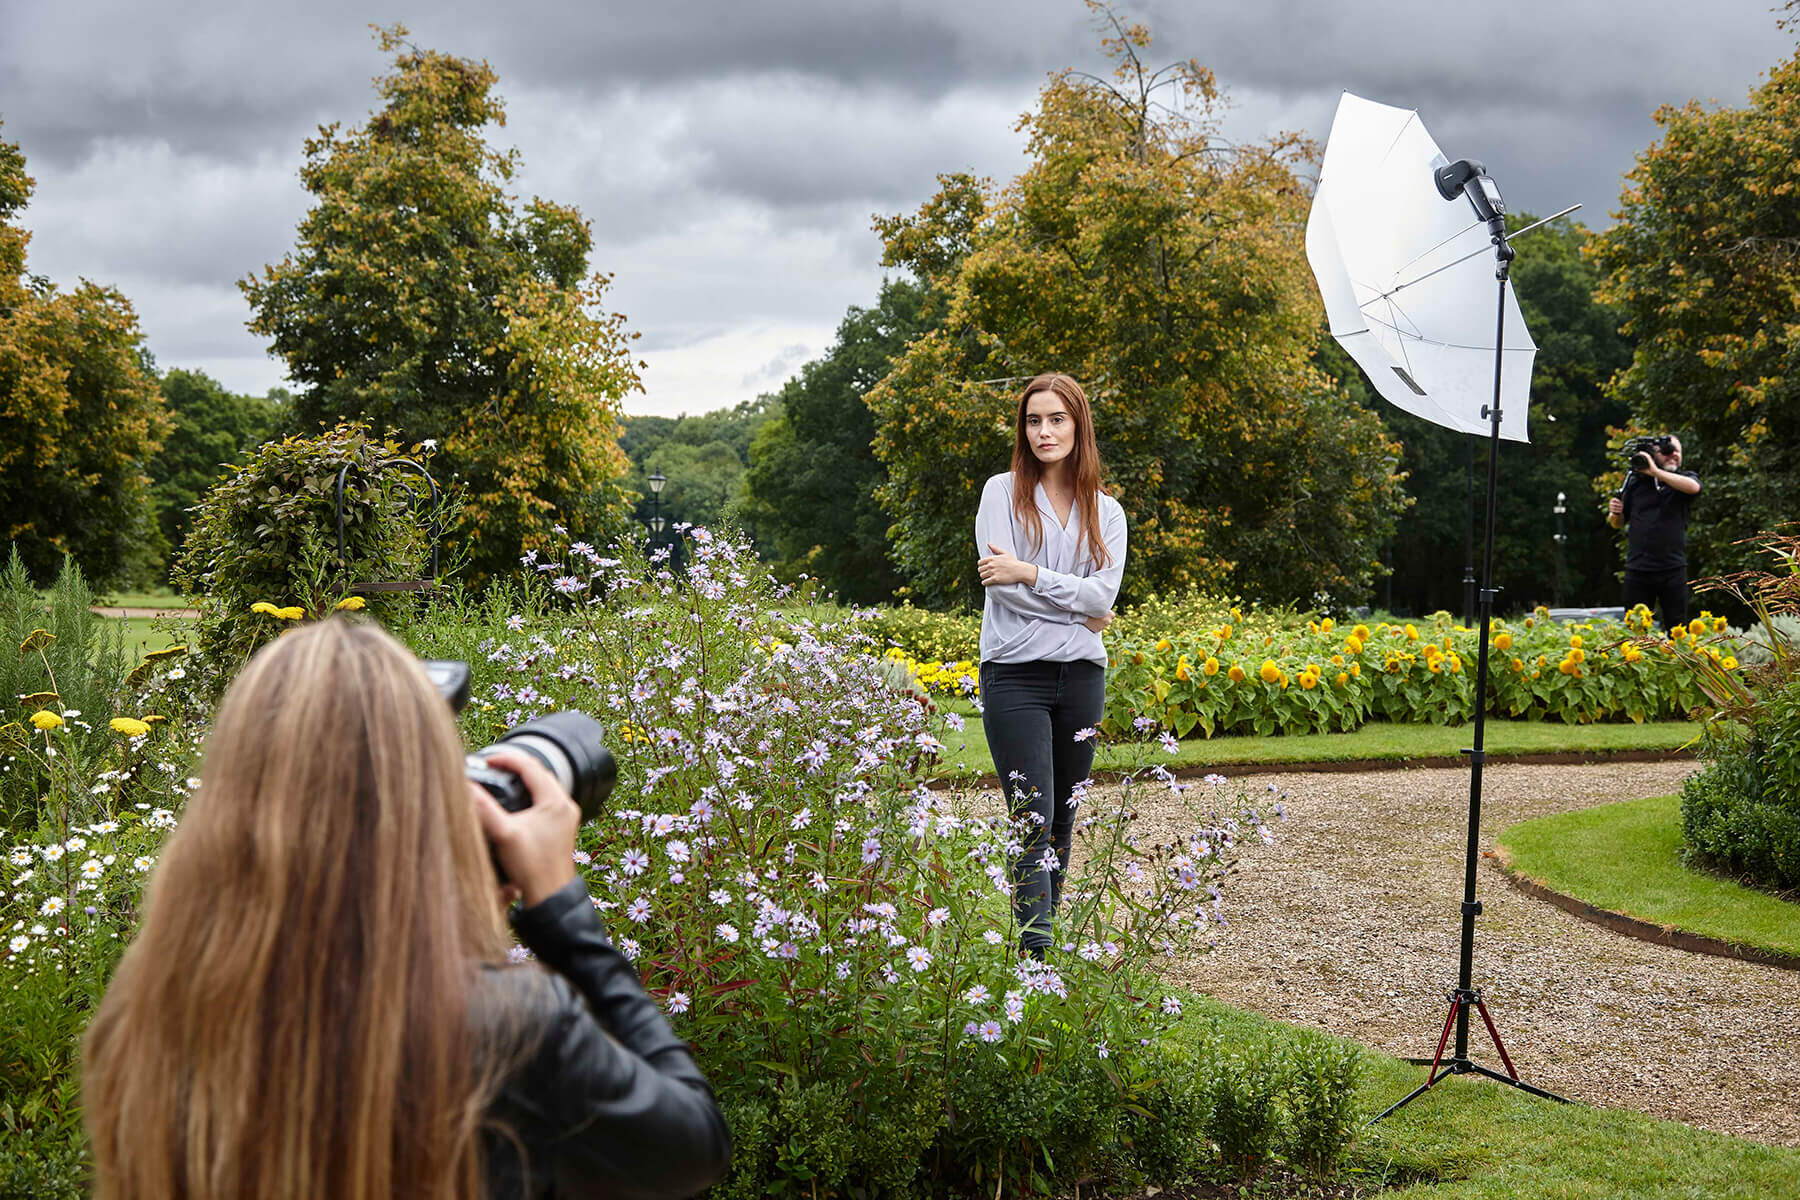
left=1624, top=567, right=1689, bottom=631
left=979, top=659, right=1105, bottom=954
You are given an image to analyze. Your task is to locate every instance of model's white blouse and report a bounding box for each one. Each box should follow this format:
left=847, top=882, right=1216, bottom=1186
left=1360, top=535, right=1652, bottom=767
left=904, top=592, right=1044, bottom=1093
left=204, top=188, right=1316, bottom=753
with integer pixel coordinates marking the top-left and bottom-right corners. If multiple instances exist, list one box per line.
left=975, top=472, right=1128, bottom=666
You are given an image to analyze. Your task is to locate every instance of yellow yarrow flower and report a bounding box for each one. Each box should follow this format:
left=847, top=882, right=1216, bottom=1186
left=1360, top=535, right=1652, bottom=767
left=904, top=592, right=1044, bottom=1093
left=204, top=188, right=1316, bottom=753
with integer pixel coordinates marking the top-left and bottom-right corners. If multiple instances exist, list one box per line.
left=30, top=710, right=64, bottom=731
left=110, top=717, right=152, bottom=738
left=335, top=595, right=367, bottom=611
left=251, top=602, right=280, bottom=616
left=275, top=606, right=306, bottom=621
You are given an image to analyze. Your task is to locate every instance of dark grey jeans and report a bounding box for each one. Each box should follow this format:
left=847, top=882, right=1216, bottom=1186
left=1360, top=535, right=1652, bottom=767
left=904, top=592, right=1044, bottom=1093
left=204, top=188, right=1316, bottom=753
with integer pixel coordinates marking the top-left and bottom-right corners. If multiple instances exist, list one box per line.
left=978, top=658, right=1106, bottom=953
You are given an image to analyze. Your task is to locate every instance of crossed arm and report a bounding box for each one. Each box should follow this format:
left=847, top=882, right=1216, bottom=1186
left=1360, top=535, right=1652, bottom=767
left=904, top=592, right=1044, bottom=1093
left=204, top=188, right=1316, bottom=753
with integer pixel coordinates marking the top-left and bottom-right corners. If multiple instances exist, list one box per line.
left=974, top=479, right=1127, bottom=630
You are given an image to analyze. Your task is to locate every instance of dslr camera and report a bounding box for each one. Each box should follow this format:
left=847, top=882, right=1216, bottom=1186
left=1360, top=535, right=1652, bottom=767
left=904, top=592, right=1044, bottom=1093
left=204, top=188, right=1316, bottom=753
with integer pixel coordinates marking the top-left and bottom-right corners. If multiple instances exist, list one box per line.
left=422, top=659, right=616, bottom=825
left=1625, top=435, right=1675, bottom=473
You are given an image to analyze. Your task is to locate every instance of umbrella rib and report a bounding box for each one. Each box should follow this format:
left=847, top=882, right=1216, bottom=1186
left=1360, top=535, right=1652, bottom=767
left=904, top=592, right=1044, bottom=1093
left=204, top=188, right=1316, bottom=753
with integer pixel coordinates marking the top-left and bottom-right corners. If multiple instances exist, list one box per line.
left=1361, top=311, right=1530, bottom=353
left=1371, top=220, right=1485, bottom=300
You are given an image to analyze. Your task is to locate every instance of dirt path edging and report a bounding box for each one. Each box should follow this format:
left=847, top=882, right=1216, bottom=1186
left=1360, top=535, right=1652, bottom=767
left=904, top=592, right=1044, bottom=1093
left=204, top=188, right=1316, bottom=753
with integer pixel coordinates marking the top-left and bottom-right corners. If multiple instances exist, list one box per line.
left=932, top=746, right=1694, bottom=791
left=1488, top=849, right=1800, bottom=972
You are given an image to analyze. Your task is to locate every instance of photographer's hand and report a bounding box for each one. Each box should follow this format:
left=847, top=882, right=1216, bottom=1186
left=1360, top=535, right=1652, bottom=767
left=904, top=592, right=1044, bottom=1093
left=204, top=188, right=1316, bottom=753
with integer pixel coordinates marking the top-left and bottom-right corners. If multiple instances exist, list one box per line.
left=472, top=748, right=580, bottom=908
left=1083, top=609, right=1115, bottom=633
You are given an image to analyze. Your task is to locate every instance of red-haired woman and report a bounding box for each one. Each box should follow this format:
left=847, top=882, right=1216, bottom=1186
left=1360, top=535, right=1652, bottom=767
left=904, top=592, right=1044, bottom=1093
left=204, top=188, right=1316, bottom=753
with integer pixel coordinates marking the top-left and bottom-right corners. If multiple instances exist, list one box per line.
left=975, top=372, right=1127, bottom=958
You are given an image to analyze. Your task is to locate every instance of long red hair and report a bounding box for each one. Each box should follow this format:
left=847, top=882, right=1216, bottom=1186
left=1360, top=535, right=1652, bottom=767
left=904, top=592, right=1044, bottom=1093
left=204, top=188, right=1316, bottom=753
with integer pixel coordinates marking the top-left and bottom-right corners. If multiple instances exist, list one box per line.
left=1010, top=372, right=1110, bottom=570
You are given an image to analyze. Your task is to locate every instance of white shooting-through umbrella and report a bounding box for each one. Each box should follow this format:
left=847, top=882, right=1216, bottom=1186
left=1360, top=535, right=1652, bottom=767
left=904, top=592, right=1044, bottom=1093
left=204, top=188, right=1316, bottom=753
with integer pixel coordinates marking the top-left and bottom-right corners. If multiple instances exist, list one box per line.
left=1306, top=91, right=1534, bottom=442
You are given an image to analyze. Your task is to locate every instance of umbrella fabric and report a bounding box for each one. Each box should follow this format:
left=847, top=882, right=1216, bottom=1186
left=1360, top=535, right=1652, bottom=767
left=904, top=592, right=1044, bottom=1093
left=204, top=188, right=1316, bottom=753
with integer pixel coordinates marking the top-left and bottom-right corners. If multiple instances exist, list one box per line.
left=1307, top=91, right=1534, bottom=443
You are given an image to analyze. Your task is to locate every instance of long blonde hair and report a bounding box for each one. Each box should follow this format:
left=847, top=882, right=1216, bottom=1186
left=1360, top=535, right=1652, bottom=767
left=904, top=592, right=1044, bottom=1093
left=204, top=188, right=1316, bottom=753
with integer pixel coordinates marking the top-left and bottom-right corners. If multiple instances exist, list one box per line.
left=83, top=619, right=510, bottom=1200
left=1010, top=372, right=1111, bottom=570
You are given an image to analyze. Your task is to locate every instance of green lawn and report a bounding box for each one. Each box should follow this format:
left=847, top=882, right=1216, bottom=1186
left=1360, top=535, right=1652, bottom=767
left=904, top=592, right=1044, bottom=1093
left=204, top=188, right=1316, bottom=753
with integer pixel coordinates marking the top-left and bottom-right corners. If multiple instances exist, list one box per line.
left=932, top=697, right=1701, bottom=780
left=1174, top=993, right=1800, bottom=1198
left=1496, top=793, right=1800, bottom=961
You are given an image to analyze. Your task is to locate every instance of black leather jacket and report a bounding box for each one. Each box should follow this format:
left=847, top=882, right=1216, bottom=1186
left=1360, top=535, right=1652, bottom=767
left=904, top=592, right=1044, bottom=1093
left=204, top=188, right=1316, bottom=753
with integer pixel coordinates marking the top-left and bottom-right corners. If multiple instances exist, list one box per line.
left=479, top=878, right=731, bottom=1199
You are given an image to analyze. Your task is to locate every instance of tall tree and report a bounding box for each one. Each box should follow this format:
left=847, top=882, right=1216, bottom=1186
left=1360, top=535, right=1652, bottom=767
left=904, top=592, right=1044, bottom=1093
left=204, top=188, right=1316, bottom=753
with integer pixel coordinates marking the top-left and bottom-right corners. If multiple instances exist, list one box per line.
left=1376, top=214, right=1633, bottom=615
left=866, top=10, right=1405, bottom=609
left=242, top=26, right=640, bottom=581
left=740, top=279, right=930, bottom=603
left=1588, top=44, right=1800, bottom=580
left=0, top=124, right=169, bottom=587
left=147, top=369, right=284, bottom=571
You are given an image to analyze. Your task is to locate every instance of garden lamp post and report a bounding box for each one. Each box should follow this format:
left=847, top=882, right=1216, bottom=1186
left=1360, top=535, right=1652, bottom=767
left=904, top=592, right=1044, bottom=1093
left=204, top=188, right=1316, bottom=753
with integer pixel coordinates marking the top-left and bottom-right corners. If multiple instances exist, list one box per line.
left=647, top=469, right=666, bottom=550
left=1552, top=492, right=1567, bottom=608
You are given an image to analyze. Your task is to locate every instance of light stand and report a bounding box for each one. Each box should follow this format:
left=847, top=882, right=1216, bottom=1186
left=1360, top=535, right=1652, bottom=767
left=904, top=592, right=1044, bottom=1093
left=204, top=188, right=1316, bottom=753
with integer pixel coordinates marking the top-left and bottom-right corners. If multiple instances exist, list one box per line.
left=647, top=469, right=667, bottom=550
left=1371, top=160, right=1571, bottom=1124
left=1552, top=492, right=1567, bottom=608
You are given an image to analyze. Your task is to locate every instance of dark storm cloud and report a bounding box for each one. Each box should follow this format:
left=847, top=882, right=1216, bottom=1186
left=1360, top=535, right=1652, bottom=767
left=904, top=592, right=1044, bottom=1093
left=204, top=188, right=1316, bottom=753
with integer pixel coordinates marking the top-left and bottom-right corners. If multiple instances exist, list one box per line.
left=1, top=0, right=1787, bottom=410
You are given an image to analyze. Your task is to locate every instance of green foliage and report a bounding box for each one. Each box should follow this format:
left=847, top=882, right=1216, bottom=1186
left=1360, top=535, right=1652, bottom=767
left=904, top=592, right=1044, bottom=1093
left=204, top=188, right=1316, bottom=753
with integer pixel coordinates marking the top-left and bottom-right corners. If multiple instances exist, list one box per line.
left=0, top=549, right=136, bottom=828
left=1588, top=48, right=1800, bottom=583
left=1205, top=1034, right=1284, bottom=1181
left=0, top=124, right=170, bottom=589
left=147, top=369, right=283, bottom=572
left=241, top=25, right=638, bottom=581
left=857, top=602, right=980, bottom=663
left=1281, top=1029, right=1362, bottom=1175
left=868, top=14, right=1405, bottom=610
left=1, top=552, right=199, bottom=1190
left=170, top=424, right=439, bottom=671
left=1117, top=1043, right=1213, bottom=1186
left=741, top=279, right=932, bottom=603
left=1682, top=701, right=1800, bottom=892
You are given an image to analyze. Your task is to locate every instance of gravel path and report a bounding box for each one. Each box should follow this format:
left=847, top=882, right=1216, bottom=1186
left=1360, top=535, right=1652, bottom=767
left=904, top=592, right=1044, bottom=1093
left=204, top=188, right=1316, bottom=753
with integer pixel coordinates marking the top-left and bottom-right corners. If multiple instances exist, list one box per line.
left=1127, top=761, right=1800, bottom=1148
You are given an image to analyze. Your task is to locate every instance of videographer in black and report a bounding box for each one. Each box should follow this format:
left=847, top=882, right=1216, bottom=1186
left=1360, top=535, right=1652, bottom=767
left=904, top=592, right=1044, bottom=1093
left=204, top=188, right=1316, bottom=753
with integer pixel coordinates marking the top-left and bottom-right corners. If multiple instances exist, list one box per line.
left=1606, top=434, right=1701, bottom=630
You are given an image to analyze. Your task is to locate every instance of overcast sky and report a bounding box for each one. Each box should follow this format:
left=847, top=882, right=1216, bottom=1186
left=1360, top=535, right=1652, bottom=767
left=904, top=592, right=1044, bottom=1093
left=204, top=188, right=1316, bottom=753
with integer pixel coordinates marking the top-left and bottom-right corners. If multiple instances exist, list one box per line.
left=0, top=1, right=1786, bottom=416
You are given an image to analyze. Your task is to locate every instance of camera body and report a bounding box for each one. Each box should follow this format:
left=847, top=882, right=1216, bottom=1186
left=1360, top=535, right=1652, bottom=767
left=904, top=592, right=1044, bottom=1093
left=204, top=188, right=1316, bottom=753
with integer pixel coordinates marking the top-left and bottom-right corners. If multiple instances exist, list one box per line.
left=422, top=659, right=616, bottom=825
left=1625, top=434, right=1676, bottom=473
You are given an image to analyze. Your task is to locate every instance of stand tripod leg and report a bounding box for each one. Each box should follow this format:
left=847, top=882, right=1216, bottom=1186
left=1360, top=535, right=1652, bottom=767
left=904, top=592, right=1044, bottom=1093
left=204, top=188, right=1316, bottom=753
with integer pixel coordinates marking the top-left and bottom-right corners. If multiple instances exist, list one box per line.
left=1369, top=994, right=1463, bottom=1124
left=1472, top=996, right=1519, bottom=1079
left=1462, top=1063, right=1572, bottom=1103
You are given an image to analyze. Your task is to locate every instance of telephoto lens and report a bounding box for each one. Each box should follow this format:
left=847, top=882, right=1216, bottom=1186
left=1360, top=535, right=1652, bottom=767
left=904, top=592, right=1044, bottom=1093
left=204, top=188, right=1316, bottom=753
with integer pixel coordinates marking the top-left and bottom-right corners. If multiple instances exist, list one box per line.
left=421, top=660, right=617, bottom=823
left=467, top=712, right=617, bottom=824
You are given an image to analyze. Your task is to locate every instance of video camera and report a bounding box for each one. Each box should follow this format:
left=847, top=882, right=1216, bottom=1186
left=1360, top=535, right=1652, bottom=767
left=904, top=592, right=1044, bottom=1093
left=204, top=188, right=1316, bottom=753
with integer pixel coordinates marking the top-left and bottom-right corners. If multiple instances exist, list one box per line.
left=422, top=659, right=616, bottom=825
left=1624, top=435, right=1675, bottom=473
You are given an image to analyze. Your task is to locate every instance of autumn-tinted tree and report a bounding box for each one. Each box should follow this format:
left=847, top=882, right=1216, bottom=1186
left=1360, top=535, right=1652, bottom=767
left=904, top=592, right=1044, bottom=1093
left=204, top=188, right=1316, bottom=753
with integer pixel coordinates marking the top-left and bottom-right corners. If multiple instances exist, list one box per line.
left=867, top=12, right=1405, bottom=610
left=146, top=368, right=284, bottom=572
left=1588, top=45, right=1800, bottom=580
left=1376, top=214, right=1633, bottom=615
left=0, top=125, right=169, bottom=587
left=741, top=279, right=931, bottom=602
left=242, top=26, right=640, bottom=581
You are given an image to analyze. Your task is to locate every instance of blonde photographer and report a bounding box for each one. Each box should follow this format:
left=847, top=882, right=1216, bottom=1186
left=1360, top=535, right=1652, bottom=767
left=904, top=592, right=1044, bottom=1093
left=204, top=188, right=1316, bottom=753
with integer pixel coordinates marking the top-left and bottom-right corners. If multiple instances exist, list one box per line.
left=82, top=620, right=729, bottom=1200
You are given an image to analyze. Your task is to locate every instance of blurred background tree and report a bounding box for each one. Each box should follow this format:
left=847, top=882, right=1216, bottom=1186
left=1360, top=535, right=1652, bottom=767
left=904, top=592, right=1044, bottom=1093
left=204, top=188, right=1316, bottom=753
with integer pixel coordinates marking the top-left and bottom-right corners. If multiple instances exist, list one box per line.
left=0, top=125, right=169, bottom=588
